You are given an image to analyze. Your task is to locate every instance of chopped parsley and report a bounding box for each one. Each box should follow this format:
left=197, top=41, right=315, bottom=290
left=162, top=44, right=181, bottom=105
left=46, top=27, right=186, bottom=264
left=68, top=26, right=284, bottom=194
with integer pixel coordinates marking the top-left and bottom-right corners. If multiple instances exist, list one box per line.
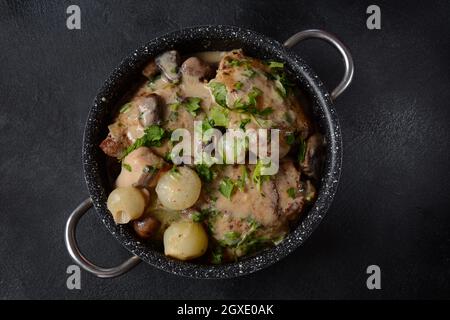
left=219, top=177, right=236, bottom=199
left=239, top=118, right=251, bottom=130
left=208, top=82, right=228, bottom=108
left=211, top=246, right=224, bottom=264
left=209, top=105, right=229, bottom=127
left=169, top=102, right=180, bottom=111
left=195, top=164, right=215, bottom=183
left=221, top=231, right=241, bottom=246
left=228, top=59, right=252, bottom=68
left=169, top=165, right=180, bottom=177
left=143, top=165, right=158, bottom=175
left=184, top=97, right=202, bottom=116
left=298, top=139, right=307, bottom=163
left=233, top=87, right=273, bottom=117
left=228, top=59, right=243, bottom=67
left=236, top=166, right=248, bottom=191
left=265, top=61, right=293, bottom=98
left=243, top=67, right=256, bottom=78
left=257, top=107, right=274, bottom=117
left=191, top=210, right=209, bottom=223
left=248, top=87, right=261, bottom=106
left=218, top=217, right=268, bottom=256
left=252, top=160, right=271, bottom=191
left=267, top=61, right=284, bottom=69
left=287, top=187, right=296, bottom=199
left=122, top=163, right=132, bottom=172
left=120, top=125, right=165, bottom=160
left=275, top=72, right=293, bottom=98
left=234, top=81, right=244, bottom=90
left=119, top=103, right=132, bottom=113
left=285, top=132, right=296, bottom=145
left=147, top=74, right=161, bottom=89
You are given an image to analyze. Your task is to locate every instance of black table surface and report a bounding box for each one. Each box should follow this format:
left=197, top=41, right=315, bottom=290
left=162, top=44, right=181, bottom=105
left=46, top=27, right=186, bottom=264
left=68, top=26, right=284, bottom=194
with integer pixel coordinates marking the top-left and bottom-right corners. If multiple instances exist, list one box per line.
left=1, top=0, right=449, bottom=299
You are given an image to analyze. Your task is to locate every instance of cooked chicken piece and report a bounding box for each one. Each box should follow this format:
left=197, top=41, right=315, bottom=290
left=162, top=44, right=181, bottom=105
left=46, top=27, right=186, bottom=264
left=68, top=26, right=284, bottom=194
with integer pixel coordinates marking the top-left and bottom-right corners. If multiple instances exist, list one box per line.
left=203, top=165, right=287, bottom=245
left=116, top=147, right=166, bottom=188
left=213, top=49, right=311, bottom=137
left=275, top=159, right=305, bottom=221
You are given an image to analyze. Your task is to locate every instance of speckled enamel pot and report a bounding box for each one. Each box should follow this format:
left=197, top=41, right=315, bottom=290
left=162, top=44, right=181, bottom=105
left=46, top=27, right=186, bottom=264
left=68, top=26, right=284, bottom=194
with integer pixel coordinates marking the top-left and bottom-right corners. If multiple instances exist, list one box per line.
left=79, top=25, right=351, bottom=279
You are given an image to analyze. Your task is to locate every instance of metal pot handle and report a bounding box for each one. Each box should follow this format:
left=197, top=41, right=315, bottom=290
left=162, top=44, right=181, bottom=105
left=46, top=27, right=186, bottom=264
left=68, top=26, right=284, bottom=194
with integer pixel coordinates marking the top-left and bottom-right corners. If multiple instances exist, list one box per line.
left=64, top=198, right=141, bottom=278
left=284, top=29, right=354, bottom=100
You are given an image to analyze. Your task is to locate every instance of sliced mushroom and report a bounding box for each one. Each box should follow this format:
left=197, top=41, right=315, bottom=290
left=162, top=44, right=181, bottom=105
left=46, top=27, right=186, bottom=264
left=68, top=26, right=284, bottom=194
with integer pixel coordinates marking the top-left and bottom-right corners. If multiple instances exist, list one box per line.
left=133, top=216, right=161, bottom=239
left=142, top=59, right=159, bottom=79
left=155, top=50, right=180, bottom=82
left=135, top=94, right=162, bottom=127
left=181, top=57, right=214, bottom=81
left=300, top=133, right=324, bottom=179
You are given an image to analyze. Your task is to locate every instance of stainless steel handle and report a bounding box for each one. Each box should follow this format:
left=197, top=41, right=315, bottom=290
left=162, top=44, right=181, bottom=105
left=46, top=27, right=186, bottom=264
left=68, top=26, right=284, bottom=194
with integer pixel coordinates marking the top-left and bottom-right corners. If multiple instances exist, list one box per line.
left=284, top=29, right=354, bottom=100
left=64, top=198, right=141, bottom=278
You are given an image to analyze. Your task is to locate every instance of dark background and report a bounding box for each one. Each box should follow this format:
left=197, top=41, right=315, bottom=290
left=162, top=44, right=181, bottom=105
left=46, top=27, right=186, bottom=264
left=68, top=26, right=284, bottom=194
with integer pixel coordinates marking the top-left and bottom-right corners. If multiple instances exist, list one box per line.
left=0, top=0, right=449, bottom=299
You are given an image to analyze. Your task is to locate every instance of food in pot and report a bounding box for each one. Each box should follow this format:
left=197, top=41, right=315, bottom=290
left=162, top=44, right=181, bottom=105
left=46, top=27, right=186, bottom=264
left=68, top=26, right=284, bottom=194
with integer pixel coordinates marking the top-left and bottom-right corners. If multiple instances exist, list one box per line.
left=99, top=49, right=324, bottom=263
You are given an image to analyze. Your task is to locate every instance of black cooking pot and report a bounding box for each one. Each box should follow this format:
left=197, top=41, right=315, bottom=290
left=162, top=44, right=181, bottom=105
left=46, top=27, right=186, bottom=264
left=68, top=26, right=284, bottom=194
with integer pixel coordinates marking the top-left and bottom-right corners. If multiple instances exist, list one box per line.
left=64, top=26, right=353, bottom=279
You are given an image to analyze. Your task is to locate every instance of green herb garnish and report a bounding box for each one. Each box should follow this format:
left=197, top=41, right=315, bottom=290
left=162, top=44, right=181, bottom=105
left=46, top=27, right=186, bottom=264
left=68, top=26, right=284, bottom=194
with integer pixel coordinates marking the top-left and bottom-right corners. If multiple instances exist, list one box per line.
left=208, top=82, right=228, bottom=108
left=120, top=125, right=165, bottom=160
left=122, top=163, right=132, bottom=172
left=236, top=166, right=248, bottom=192
left=274, top=72, right=293, bottom=98
left=239, top=118, right=251, bottom=130
left=243, top=67, right=256, bottom=78
left=191, top=210, right=208, bottom=223
left=287, top=187, right=296, bottom=199
left=119, top=103, right=132, bottom=113
left=298, top=139, right=307, bottom=163
left=169, top=165, right=180, bottom=176
left=196, top=164, right=215, bottom=183
left=211, top=246, right=223, bottom=264
left=143, top=165, right=158, bottom=175
left=221, top=231, right=241, bottom=246
left=219, top=177, right=236, bottom=199
left=234, top=81, right=243, bottom=90
left=169, top=102, right=180, bottom=111
left=285, top=132, right=295, bottom=145
left=233, top=87, right=267, bottom=116
left=268, top=61, right=284, bottom=69
left=248, top=87, right=261, bottom=105
left=147, top=74, right=161, bottom=89
left=257, top=107, right=274, bottom=117
left=228, top=59, right=243, bottom=67
left=209, top=105, right=229, bottom=127
left=184, top=97, right=202, bottom=116
left=252, top=160, right=271, bottom=191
